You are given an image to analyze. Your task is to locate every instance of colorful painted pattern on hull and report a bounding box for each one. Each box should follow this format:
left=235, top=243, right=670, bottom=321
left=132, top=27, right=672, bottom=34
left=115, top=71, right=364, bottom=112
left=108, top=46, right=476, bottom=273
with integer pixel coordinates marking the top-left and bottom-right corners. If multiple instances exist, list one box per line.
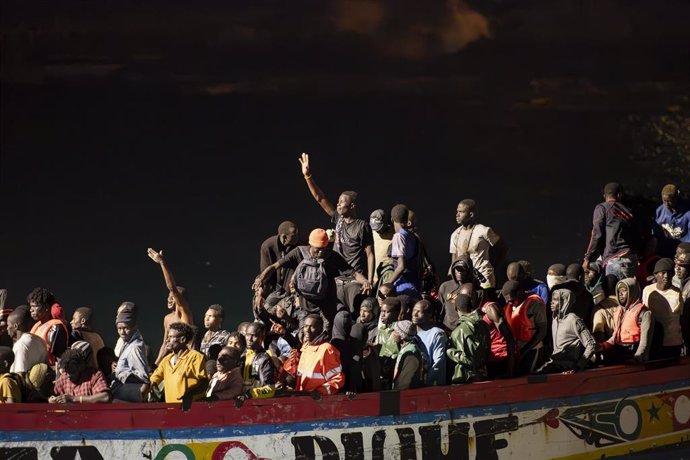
left=1, top=361, right=689, bottom=459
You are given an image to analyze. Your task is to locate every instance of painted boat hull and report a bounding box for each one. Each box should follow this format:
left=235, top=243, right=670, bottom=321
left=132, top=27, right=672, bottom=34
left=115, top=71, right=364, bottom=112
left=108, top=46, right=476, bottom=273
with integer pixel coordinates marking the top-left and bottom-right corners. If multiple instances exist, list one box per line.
left=2, top=359, right=689, bottom=459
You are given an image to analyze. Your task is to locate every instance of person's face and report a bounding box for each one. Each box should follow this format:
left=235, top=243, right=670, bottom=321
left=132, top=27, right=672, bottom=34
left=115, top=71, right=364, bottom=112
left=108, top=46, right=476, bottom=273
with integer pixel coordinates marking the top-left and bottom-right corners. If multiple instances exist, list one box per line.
left=216, top=349, right=238, bottom=373
left=676, top=264, right=689, bottom=281
left=245, top=325, right=263, bottom=351
left=204, top=309, right=222, bottom=331
left=655, top=270, right=672, bottom=290
left=550, top=291, right=560, bottom=314
left=167, top=329, right=188, bottom=352
left=6, top=317, right=18, bottom=339
left=359, top=307, right=374, bottom=323
left=453, top=264, right=470, bottom=283
left=116, top=322, right=135, bottom=342
left=309, top=245, right=330, bottom=259
left=303, top=317, right=322, bottom=343
left=227, top=336, right=244, bottom=352
left=167, top=292, right=176, bottom=310
left=391, top=330, right=401, bottom=345
left=380, top=305, right=395, bottom=325
left=71, top=311, right=85, bottom=330
left=584, top=269, right=598, bottom=287
left=411, top=303, right=429, bottom=325
left=63, top=361, right=85, bottom=383
left=29, top=301, right=48, bottom=321
left=503, top=292, right=516, bottom=304
left=274, top=304, right=287, bottom=318
left=336, top=194, right=354, bottom=216
left=280, top=227, right=298, bottom=246
left=617, top=286, right=629, bottom=306
left=662, top=192, right=677, bottom=212
left=456, top=203, right=472, bottom=226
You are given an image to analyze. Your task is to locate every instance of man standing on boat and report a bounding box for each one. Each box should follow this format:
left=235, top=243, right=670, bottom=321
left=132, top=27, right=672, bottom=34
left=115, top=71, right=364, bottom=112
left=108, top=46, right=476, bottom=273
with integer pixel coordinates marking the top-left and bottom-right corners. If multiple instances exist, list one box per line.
left=449, top=199, right=507, bottom=289
left=146, top=248, right=196, bottom=366
left=259, top=221, right=299, bottom=298
left=298, top=153, right=375, bottom=306
left=583, top=182, right=640, bottom=280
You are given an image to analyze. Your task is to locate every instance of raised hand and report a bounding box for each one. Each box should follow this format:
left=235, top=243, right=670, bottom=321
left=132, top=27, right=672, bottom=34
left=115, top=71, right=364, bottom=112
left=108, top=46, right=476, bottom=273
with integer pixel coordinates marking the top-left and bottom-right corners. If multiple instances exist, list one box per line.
left=298, top=152, right=311, bottom=177
left=147, top=248, right=164, bottom=265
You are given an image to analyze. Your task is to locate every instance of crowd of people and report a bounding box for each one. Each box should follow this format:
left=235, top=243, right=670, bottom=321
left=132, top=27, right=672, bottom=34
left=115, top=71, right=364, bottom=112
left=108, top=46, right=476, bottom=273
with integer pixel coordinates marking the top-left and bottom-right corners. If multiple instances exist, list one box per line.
left=1, top=154, right=689, bottom=405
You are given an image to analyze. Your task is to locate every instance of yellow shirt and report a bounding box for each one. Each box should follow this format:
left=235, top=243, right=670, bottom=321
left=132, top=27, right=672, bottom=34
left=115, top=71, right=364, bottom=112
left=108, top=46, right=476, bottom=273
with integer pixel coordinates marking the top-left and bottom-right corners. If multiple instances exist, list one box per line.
left=150, top=349, right=206, bottom=403
left=0, top=373, right=21, bottom=403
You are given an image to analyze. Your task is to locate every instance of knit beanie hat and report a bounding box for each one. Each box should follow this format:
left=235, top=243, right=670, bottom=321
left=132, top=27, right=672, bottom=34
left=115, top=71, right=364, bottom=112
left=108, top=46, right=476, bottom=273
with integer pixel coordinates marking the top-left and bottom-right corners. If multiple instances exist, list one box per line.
left=394, top=320, right=416, bottom=342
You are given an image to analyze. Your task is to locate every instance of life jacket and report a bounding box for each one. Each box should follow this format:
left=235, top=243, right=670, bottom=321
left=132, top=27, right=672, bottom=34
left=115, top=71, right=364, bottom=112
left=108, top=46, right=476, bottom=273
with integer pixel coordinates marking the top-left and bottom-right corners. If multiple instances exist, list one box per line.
left=504, top=295, right=543, bottom=343
left=393, top=341, right=424, bottom=390
left=296, top=342, right=344, bottom=396
left=31, top=319, right=69, bottom=365
left=482, top=302, right=517, bottom=362
left=616, top=302, right=646, bottom=344
left=294, top=246, right=329, bottom=301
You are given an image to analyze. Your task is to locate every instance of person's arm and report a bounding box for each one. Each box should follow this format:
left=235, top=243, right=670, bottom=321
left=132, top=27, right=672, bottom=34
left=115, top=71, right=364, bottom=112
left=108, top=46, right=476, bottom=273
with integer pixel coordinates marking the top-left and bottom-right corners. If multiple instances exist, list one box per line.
left=318, top=346, right=344, bottom=396
left=299, top=153, right=335, bottom=216
left=583, top=205, right=606, bottom=269
left=429, top=332, right=448, bottom=386
left=352, top=271, right=373, bottom=296
left=635, top=309, right=653, bottom=362
left=147, top=249, right=193, bottom=324
left=574, top=317, right=598, bottom=368
left=253, top=261, right=281, bottom=291
left=155, top=323, right=170, bottom=366
left=486, top=304, right=516, bottom=377
left=365, top=244, right=375, bottom=285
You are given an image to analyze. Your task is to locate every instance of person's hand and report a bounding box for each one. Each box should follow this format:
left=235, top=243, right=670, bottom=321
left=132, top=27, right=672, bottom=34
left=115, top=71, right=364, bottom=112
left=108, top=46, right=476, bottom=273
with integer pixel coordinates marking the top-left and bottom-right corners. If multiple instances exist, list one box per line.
left=561, top=369, right=576, bottom=375
left=360, top=280, right=372, bottom=296
left=140, top=383, right=151, bottom=396
left=251, top=276, right=263, bottom=291
left=270, top=320, right=286, bottom=336
left=582, top=259, right=590, bottom=271
left=48, top=395, right=58, bottom=404
left=51, top=394, right=72, bottom=404
left=147, top=248, right=164, bottom=265
left=299, top=152, right=311, bottom=177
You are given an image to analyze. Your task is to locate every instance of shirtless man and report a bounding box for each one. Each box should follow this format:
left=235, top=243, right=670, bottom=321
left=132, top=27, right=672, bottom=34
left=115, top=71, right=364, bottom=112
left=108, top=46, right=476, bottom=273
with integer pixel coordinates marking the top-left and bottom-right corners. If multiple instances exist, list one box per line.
left=147, top=248, right=195, bottom=366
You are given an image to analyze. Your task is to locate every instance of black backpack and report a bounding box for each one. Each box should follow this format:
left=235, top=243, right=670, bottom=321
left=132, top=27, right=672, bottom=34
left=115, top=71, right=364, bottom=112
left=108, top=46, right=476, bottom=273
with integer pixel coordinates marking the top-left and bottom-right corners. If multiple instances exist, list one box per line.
left=294, top=246, right=329, bottom=301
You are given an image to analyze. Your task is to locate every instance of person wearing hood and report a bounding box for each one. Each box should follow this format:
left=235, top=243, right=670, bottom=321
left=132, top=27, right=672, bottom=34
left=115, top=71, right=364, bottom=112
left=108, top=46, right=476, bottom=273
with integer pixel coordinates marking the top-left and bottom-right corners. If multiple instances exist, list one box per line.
left=584, top=262, right=606, bottom=305
left=600, top=278, right=653, bottom=363
left=447, top=293, right=490, bottom=383
left=592, top=275, right=623, bottom=342
left=438, top=255, right=479, bottom=332
left=356, top=297, right=379, bottom=344
left=112, top=302, right=150, bottom=402
left=642, top=258, right=684, bottom=359
left=535, top=288, right=598, bottom=374
left=330, top=310, right=362, bottom=393
left=295, top=314, right=344, bottom=396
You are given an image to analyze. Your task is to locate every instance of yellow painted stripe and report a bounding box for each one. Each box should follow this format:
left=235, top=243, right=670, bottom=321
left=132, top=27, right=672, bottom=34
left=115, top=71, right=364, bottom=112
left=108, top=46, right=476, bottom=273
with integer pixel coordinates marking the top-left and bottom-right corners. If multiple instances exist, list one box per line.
left=553, top=430, right=690, bottom=460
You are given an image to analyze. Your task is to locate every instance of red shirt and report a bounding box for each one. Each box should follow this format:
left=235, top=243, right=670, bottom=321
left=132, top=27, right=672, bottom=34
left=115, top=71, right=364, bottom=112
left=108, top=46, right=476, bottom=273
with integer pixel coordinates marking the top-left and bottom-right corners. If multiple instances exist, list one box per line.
left=54, top=369, right=110, bottom=397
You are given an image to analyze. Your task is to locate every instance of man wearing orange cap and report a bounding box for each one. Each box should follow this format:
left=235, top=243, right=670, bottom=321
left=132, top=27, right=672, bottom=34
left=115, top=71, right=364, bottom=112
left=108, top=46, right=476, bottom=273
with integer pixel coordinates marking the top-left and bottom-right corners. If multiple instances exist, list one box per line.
left=253, top=228, right=372, bottom=326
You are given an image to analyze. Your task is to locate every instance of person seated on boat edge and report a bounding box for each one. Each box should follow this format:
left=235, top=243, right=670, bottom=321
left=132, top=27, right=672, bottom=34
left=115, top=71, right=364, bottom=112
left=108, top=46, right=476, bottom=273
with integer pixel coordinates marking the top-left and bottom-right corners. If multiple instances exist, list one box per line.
left=111, top=302, right=150, bottom=403
left=591, top=275, right=623, bottom=343
left=146, top=248, right=196, bottom=367
left=299, top=153, right=375, bottom=297
left=259, top=220, right=299, bottom=299
left=389, top=204, right=422, bottom=301
left=0, top=346, right=22, bottom=403
left=642, top=258, right=684, bottom=360
left=653, top=183, right=690, bottom=259
left=239, top=322, right=276, bottom=399
left=501, top=281, right=548, bottom=375
left=391, top=320, right=424, bottom=390
left=412, top=299, right=448, bottom=386
left=205, top=346, right=244, bottom=401
left=330, top=310, right=363, bottom=394
left=447, top=292, right=490, bottom=384
left=69, top=306, right=105, bottom=370
left=253, top=228, right=371, bottom=331
left=290, top=314, right=344, bottom=396
left=50, top=347, right=111, bottom=404
left=375, top=297, right=401, bottom=390
left=535, top=287, right=598, bottom=374
left=449, top=199, right=507, bottom=290
left=6, top=306, right=48, bottom=378
left=599, top=278, right=653, bottom=364
left=480, top=287, right=517, bottom=379
left=200, top=304, right=231, bottom=360
left=141, top=322, right=207, bottom=404
left=513, top=261, right=549, bottom=306
left=28, top=287, right=70, bottom=366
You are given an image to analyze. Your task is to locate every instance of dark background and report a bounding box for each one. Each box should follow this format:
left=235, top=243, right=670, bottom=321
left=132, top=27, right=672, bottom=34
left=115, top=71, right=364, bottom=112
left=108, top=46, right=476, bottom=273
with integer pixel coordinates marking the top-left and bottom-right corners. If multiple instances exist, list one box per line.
left=1, top=0, right=688, bottom=348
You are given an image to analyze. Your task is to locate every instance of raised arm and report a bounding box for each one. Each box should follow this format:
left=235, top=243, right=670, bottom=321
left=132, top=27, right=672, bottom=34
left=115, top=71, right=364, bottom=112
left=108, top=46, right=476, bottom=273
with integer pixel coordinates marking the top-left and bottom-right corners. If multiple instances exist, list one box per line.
left=299, top=153, right=335, bottom=216
left=147, top=248, right=192, bottom=323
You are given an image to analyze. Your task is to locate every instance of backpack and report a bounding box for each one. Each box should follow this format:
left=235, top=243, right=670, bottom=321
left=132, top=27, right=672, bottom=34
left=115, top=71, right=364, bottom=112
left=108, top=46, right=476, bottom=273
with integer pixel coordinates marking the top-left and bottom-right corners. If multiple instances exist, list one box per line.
left=294, top=246, right=329, bottom=301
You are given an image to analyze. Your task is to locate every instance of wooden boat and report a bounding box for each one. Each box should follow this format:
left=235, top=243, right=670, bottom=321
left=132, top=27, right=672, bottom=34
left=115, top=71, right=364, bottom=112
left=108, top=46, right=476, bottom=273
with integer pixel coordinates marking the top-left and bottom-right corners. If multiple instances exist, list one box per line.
left=1, top=359, right=689, bottom=459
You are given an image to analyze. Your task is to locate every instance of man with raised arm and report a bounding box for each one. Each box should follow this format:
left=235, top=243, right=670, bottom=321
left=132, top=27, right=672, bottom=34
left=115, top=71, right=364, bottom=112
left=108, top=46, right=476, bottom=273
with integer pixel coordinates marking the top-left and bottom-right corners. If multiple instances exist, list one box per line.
left=298, top=153, right=375, bottom=289
left=147, top=248, right=195, bottom=366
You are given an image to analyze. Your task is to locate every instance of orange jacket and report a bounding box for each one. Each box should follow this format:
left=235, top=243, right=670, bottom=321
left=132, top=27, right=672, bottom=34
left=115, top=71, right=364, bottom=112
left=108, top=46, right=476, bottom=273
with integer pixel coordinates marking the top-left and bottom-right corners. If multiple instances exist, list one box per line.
left=296, top=341, right=344, bottom=396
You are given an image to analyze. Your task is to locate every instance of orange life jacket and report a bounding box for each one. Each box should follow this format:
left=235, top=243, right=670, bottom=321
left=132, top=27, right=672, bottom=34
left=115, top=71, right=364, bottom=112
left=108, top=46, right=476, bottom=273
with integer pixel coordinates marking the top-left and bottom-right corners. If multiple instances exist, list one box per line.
left=615, top=302, right=646, bottom=344
left=504, top=295, right=542, bottom=343
left=30, top=319, right=69, bottom=365
left=482, top=302, right=517, bottom=362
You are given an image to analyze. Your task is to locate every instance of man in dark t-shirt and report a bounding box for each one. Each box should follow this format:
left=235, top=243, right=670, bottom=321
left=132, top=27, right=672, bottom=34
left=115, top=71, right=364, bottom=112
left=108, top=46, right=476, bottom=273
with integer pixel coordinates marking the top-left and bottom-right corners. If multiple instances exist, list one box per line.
left=259, top=221, right=299, bottom=295
left=253, top=228, right=372, bottom=326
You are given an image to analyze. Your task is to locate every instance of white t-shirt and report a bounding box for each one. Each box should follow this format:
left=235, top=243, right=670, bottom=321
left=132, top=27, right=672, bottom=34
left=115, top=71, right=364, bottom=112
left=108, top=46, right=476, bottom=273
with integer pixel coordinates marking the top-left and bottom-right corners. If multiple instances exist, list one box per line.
left=642, top=284, right=683, bottom=347
left=11, top=333, right=48, bottom=373
left=449, top=224, right=500, bottom=287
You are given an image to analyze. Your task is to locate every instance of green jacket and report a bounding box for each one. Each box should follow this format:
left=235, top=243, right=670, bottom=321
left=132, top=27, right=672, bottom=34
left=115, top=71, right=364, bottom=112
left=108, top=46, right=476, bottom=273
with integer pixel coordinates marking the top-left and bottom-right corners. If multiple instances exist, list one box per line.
left=446, top=310, right=490, bottom=383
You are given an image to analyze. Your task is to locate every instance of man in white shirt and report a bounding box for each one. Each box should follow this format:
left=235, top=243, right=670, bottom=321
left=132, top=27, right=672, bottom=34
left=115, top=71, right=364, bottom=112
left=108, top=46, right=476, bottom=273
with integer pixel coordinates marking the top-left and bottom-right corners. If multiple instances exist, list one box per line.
left=6, top=306, right=48, bottom=376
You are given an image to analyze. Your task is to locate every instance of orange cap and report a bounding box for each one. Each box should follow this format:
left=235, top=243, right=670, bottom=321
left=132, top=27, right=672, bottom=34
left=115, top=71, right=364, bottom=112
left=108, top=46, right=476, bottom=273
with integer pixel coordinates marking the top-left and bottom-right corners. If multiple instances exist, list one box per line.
left=308, top=228, right=329, bottom=248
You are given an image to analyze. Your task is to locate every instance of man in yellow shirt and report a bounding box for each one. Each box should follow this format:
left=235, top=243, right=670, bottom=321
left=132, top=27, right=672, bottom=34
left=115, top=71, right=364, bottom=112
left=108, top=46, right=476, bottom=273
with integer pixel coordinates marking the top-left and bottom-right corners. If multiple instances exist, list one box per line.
left=141, top=323, right=207, bottom=403
left=0, top=346, right=21, bottom=403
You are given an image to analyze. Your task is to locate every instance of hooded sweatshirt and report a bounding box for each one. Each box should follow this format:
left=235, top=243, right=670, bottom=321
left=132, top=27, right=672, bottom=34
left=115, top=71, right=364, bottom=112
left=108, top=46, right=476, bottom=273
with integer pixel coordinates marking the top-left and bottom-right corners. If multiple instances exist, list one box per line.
left=603, top=278, right=653, bottom=361
left=542, top=288, right=597, bottom=371
left=438, top=255, right=476, bottom=331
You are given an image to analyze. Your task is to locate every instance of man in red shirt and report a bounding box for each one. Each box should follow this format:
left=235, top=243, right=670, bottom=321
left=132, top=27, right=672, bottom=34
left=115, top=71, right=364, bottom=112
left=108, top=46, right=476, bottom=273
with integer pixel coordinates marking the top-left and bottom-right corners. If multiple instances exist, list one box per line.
left=50, top=348, right=111, bottom=404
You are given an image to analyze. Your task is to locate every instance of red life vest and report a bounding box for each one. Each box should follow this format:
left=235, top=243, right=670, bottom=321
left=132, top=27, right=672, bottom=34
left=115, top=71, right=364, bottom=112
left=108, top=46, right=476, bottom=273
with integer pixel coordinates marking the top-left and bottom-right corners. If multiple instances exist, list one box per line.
left=504, top=295, right=542, bottom=343
left=30, top=319, right=69, bottom=365
left=616, top=302, right=646, bottom=344
left=482, top=302, right=510, bottom=362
